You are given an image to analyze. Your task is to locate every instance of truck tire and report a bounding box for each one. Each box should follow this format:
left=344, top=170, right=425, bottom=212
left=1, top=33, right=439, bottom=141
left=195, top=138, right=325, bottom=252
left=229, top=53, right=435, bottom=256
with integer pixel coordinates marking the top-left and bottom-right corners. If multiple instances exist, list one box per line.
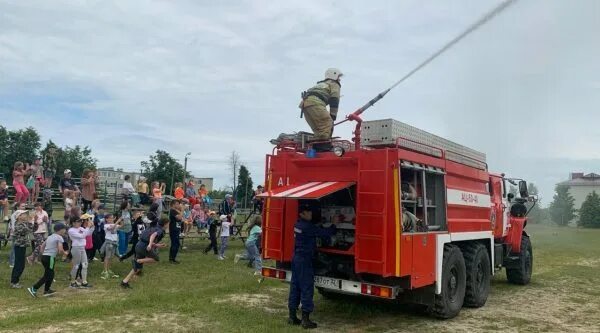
left=463, top=243, right=491, bottom=308
left=506, top=235, right=532, bottom=285
left=430, top=244, right=466, bottom=319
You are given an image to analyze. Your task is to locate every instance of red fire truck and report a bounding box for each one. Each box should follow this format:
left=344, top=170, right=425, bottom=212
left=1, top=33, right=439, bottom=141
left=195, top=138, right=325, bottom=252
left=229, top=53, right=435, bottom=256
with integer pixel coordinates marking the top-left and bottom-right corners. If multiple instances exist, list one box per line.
left=259, top=118, right=534, bottom=319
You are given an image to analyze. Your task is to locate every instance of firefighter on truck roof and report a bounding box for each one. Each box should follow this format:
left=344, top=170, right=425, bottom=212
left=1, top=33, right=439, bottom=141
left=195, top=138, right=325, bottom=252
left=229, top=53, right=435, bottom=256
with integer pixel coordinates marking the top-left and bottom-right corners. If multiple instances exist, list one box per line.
left=299, top=68, right=342, bottom=152
left=288, top=203, right=337, bottom=329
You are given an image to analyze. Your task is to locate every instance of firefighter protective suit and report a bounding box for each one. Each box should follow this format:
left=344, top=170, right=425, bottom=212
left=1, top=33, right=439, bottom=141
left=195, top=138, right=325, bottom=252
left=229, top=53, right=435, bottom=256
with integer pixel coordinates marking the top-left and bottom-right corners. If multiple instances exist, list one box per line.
left=288, top=218, right=337, bottom=314
left=300, top=69, right=342, bottom=141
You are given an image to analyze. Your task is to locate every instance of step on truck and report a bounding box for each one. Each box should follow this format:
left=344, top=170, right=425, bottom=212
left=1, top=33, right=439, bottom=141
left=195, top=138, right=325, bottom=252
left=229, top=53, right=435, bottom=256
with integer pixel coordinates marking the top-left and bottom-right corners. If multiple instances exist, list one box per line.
left=259, top=118, right=535, bottom=319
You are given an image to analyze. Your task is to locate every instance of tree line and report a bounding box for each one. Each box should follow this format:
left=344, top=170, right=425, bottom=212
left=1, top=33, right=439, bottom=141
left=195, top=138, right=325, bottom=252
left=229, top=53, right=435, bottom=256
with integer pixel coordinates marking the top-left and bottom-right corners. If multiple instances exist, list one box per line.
left=0, top=126, right=256, bottom=205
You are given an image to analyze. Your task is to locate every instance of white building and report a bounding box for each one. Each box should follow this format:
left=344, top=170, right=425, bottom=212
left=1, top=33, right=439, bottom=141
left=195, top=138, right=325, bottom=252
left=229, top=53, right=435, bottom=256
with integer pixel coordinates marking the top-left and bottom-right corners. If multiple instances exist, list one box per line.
left=558, top=172, right=600, bottom=210
left=97, top=167, right=141, bottom=191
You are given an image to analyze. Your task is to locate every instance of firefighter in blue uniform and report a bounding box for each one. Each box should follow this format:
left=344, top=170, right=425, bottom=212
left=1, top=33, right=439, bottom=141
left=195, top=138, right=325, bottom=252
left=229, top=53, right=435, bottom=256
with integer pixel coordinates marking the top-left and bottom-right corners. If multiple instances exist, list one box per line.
left=288, top=204, right=337, bottom=329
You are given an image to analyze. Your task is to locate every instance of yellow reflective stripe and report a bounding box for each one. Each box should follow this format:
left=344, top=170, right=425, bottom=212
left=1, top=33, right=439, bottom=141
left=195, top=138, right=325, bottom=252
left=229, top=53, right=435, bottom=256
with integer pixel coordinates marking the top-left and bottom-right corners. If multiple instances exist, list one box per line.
left=264, top=166, right=273, bottom=251
left=393, top=167, right=401, bottom=276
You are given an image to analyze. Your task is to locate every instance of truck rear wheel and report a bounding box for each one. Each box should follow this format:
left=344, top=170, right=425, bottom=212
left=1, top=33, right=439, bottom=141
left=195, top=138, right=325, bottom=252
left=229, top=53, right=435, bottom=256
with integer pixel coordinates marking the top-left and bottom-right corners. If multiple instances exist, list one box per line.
left=463, top=243, right=491, bottom=308
left=430, top=244, right=466, bottom=319
left=506, top=235, right=532, bottom=285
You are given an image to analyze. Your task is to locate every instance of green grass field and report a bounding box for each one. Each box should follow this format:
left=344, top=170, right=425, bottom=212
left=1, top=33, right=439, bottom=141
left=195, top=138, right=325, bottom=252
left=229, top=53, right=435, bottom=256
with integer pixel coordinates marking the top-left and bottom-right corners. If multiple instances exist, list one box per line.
left=0, top=224, right=599, bottom=333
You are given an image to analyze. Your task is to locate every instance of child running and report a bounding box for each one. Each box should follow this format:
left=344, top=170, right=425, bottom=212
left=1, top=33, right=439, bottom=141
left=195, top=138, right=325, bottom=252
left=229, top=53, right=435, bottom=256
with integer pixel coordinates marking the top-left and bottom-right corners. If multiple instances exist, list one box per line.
left=100, top=213, right=120, bottom=279
left=120, top=217, right=169, bottom=289
left=120, top=208, right=146, bottom=261
left=203, top=211, right=219, bottom=256
left=68, top=214, right=94, bottom=288
left=27, top=223, right=68, bottom=297
left=234, top=216, right=263, bottom=276
left=11, top=210, right=33, bottom=288
left=218, top=215, right=231, bottom=260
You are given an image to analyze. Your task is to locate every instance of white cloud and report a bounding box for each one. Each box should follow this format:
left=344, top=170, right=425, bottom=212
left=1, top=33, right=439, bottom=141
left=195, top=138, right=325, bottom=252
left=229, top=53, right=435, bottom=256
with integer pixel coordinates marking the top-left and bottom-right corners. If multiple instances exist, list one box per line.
left=1, top=0, right=599, bottom=200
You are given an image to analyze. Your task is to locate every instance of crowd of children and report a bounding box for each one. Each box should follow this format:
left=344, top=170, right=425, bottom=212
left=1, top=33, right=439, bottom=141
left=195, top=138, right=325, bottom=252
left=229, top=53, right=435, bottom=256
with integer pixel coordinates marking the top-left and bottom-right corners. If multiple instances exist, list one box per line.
left=3, top=159, right=264, bottom=298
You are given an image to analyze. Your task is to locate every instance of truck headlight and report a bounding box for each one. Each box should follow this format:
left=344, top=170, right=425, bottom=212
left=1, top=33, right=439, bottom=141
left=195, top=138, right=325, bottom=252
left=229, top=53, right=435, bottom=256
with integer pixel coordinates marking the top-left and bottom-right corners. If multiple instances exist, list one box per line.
left=333, top=146, right=345, bottom=157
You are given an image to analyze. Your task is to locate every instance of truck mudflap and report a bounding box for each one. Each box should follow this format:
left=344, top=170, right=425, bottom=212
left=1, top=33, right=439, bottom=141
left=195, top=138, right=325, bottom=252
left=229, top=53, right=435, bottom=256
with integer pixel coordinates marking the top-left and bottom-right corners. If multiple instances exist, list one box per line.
left=262, top=267, right=400, bottom=299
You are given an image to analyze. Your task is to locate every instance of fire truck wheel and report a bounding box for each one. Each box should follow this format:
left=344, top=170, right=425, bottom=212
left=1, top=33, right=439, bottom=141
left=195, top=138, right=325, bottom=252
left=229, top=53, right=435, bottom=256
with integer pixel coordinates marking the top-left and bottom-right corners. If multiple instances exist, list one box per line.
left=506, top=235, right=533, bottom=285
left=463, top=243, right=491, bottom=308
left=431, top=244, right=466, bottom=319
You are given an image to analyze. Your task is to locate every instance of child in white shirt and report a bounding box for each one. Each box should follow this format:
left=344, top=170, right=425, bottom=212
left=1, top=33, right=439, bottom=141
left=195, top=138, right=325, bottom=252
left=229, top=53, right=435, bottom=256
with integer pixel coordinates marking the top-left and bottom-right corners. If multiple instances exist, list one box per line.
left=218, top=215, right=231, bottom=260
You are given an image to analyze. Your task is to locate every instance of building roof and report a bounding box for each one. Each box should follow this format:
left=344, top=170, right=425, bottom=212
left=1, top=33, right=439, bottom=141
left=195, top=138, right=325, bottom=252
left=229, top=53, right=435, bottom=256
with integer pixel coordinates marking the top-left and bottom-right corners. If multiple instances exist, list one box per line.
left=559, top=173, right=600, bottom=186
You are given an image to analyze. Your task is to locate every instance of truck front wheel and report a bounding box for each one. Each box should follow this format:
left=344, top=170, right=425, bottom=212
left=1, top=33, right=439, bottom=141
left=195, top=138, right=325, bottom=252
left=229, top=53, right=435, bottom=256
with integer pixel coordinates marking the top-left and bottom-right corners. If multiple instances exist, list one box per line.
left=506, top=234, right=532, bottom=285
left=463, top=243, right=491, bottom=308
left=430, top=244, right=466, bottom=319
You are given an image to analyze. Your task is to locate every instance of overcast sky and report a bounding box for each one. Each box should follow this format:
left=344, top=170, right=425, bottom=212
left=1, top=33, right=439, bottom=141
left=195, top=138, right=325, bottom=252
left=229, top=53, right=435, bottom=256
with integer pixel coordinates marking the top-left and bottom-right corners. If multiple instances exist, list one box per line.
left=1, top=0, right=598, bottom=206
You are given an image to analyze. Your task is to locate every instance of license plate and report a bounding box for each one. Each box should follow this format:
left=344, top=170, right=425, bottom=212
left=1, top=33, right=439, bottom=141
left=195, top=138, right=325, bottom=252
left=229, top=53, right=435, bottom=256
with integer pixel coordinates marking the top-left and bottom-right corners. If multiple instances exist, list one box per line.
left=314, top=276, right=339, bottom=289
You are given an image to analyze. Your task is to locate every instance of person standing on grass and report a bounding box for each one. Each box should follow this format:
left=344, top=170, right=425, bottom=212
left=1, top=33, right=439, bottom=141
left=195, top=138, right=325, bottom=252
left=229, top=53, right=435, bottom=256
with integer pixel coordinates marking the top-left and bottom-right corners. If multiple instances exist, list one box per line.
left=0, top=179, right=10, bottom=223
left=27, top=203, right=49, bottom=264
left=100, top=213, right=120, bottom=279
left=90, top=202, right=105, bottom=261
left=68, top=215, right=94, bottom=288
left=218, top=215, right=231, bottom=261
left=168, top=199, right=183, bottom=264
left=27, top=223, right=68, bottom=298
left=80, top=169, right=98, bottom=213
left=120, top=218, right=168, bottom=289
left=12, top=161, right=30, bottom=206
left=203, top=211, right=219, bottom=255
left=8, top=203, right=27, bottom=268
left=11, top=210, right=33, bottom=289
left=121, top=208, right=146, bottom=261
left=235, top=216, right=263, bottom=277
left=116, top=201, right=133, bottom=257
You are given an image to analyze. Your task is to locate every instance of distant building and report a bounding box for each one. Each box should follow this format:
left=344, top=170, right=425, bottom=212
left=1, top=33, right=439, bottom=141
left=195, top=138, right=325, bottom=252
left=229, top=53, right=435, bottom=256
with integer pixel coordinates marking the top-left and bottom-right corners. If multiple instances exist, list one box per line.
left=189, top=177, right=214, bottom=192
left=558, top=172, right=600, bottom=210
left=97, top=167, right=141, bottom=191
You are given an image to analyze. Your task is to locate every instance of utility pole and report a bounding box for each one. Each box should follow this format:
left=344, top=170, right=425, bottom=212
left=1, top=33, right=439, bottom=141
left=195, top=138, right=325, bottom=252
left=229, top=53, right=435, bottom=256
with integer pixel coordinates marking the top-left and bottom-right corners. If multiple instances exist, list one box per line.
left=184, top=152, right=191, bottom=188
left=170, top=161, right=175, bottom=195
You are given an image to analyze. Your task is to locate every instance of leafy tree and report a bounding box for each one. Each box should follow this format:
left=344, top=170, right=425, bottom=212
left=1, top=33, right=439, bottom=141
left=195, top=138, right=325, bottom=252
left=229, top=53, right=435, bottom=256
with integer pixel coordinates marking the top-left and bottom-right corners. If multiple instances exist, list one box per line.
left=208, top=188, right=229, bottom=200
left=0, top=126, right=41, bottom=181
left=54, top=145, right=97, bottom=179
left=549, top=185, right=577, bottom=226
left=235, top=165, right=254, bottom=208
left=578, top=191, right=600, bottom=228
left=141, top=150, right=190, bottom=196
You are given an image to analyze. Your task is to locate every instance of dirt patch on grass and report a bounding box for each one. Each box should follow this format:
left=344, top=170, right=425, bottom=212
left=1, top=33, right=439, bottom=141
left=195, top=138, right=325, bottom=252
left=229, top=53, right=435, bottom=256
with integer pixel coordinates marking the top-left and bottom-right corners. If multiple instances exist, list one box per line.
left=14, top=313, right=202, bottom=333
left=214, top=293, right=286, bottom=314
left=576, top=258, right=600, bottom=268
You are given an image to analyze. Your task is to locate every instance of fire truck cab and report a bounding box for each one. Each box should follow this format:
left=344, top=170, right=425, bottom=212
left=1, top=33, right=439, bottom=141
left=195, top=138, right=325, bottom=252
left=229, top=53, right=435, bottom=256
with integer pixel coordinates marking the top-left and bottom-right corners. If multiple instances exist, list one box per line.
left=259, top=119, right=533, bottom=319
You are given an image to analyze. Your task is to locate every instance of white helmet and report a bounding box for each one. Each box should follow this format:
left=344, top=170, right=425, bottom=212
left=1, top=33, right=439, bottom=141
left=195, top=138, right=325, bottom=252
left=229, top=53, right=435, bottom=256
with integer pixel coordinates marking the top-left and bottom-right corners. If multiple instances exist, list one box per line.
left=324, top=68, right=343, bottom=81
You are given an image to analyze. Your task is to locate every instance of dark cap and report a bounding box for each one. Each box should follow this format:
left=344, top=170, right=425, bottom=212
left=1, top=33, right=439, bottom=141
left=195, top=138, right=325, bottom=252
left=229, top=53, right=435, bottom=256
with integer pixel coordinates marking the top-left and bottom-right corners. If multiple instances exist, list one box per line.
left=53, top=223, right=67, bottom=232
left=298, top=204, right=312, bottom=213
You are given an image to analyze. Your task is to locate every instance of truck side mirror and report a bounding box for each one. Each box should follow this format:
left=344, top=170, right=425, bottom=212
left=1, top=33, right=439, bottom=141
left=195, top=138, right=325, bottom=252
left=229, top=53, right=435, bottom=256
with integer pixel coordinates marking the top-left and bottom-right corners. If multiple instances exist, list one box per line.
left=518, top=180, right=529, bottom=198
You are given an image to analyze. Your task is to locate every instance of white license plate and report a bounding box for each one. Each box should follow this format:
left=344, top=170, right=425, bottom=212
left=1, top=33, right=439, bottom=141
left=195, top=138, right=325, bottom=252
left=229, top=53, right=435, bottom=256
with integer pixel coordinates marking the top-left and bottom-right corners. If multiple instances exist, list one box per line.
left=314, top=276, right=339, bottom=289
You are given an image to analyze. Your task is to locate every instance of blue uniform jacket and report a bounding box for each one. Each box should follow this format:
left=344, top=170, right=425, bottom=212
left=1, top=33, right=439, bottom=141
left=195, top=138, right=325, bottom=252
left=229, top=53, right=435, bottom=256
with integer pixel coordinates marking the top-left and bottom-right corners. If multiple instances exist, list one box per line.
left=292, top=219, right=336, bottom=260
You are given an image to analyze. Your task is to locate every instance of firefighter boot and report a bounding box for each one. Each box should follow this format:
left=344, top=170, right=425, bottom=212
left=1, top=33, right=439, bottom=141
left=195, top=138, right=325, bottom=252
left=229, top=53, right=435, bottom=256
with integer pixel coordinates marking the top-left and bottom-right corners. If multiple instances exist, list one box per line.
left=312, top=142, right=333, bottom=152
left=301, top=311, right=317, bottom=329
left=288, top=309, right=301, bottom=326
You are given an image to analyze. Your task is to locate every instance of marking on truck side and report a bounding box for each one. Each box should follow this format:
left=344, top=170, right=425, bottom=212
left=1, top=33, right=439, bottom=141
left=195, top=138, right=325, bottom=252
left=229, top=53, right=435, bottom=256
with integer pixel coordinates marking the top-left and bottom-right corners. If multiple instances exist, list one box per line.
left=446, top=189, right=491, bottom=208
left=393, top=167, right=401, bottom=277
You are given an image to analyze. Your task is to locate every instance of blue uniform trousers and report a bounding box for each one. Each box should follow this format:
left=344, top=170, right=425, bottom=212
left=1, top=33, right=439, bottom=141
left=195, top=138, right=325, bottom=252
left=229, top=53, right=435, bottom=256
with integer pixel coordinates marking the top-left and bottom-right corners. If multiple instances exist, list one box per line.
left=288, top=255, right=315, bottom=313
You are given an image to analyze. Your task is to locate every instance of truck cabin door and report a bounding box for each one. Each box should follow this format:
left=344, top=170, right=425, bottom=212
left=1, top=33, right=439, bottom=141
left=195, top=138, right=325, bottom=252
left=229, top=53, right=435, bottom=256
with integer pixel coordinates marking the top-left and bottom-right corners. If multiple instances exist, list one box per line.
left=490, top=177, right=506, bottom=238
